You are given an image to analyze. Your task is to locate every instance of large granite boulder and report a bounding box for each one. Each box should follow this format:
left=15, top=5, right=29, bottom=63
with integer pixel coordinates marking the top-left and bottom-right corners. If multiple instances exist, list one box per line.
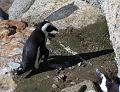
left=8, top=0, right=35, bottom=20
left=0, top=20, right=34, bottom=92
left=0, top=0, right=14, bottom=12
left=8, top=0, right=103, bottom=29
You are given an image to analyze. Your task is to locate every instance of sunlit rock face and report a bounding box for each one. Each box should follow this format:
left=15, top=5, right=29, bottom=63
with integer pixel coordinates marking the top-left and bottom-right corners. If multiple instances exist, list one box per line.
left=88, top=0, right=120, bottom=77
left=8, top=0, right=35, bottom=20
left=0, top=20, right=34, bottom=92
left=8, top=0, right=103, bottom=29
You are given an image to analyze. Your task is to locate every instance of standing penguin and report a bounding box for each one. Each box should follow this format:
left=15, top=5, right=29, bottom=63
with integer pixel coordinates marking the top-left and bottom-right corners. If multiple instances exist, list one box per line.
left=96, top=68, right=119, bottom=92
left=17, top=20, right=58, bottom=73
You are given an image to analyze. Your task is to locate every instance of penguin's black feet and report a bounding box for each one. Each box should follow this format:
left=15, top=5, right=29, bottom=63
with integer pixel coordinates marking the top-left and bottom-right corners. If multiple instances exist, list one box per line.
left=32, top=68, right=40, bottom=74
left=16, top=66, right=30, bottom=75
left=16, top=69, right=26, bottom=75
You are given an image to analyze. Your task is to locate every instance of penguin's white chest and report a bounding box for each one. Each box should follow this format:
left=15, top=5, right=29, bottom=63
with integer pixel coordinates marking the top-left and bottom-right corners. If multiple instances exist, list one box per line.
left=34, top=47, right=40, bottom=69
left=100, top=75, right=108, bottom=92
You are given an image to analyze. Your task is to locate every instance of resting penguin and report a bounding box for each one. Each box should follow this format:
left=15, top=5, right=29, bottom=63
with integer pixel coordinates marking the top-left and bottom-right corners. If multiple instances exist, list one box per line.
left=96, top=68, right=119, bottom=92
left=17, top=20, right=58, bottom=73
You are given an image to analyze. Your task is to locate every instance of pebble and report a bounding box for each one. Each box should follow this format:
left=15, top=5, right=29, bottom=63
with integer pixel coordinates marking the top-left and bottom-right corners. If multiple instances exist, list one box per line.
left=53, top=74, right=67, bottom=83
left=68, top=66, right=75, bottom=69
left=52, top=84, right=58, bottom=89
left=78, top=62, right=82, bottom=67
left=70, top=82, right=76, bottom=85
left=53, top=77, right=59, bottom=83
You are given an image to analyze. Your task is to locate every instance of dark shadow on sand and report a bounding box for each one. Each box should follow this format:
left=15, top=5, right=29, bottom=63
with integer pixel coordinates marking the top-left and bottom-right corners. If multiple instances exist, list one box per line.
left=25, top=49, right=114, bottom=78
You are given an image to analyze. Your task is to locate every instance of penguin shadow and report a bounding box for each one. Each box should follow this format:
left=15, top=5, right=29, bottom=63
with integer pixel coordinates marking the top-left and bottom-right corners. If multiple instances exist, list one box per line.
left=46, top=2, right=79, bottom=21
left=25, top=49, right=114, bottom=78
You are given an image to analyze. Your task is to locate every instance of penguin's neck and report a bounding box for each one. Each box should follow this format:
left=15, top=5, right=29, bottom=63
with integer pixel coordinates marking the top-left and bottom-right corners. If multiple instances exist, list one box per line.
left=42, top=29, right=48, bottom=38
left=41, top=23, right=50, bottom=38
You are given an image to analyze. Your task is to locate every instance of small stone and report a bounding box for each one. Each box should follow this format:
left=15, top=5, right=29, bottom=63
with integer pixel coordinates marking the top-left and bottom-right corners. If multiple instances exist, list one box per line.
left=68, top=66, right=75, bottom=69
left=52, top=84, right=58, bottom=89
left=53, top=77, right=59, bottom=83
left=46, top=39, right=50, bottom=45
left=81, top=63, right=87, bottom=67
left=58, top=74, right=65, bottom=79
left=70, top=82, right=76, bottom=85
left=46, top=75, right=50, bottom=79
left=78, top=62, right=82, bottom=67
left=58, top=74, right=67, bottom=82
left=76, top=78, right=79, bottom=81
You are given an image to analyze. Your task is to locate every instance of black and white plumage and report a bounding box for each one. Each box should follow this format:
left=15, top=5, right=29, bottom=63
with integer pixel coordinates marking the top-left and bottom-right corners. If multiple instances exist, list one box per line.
left=96, top=68, right=120, bottom=92
left=17, top=20, right=58, bottom=74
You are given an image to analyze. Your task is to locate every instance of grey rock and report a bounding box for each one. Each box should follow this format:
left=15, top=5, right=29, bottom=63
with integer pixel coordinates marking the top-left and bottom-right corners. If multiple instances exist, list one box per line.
left=46, top=2, right=78, bottom=22
left=8, top=0, right=35, bottom=20
left=53, top=77, right=59, bottom=83
left=78, top=62, right=82, bottom=67
left=86, top=0, right=120, bottom=78
left=68, top=66, right=75, bottom=69
left=0, top=0, right=14, bottom=12
left=52, top=84, right=58, bottom=89
left=22, top=0, right=102, bottom=29
left=53, top=74, right=67, bottom=83
left=70, top=82, right=76, bottom=85
left=0, top=67, right=16, bottom=92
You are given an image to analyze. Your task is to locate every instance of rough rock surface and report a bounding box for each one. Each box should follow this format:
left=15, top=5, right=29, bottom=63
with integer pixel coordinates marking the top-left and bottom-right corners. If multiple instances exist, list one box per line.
left=87, top=0, right=120, bottom=78
left=23, top=0, right=102, bottom=29
left=8, top=0, right=103, bottom=29
left=8, top=0, right=35, bottom=20
left=100, top=0, right=120, bottom=78
left=0, top=20, right=34, bottom=92
left=61, top=80, right=96, bottom=92
left=0, top=67, right=16, bottom=92
left=0, top=0, right=14, bottom=12
left=0, top=20, right=27, bottom=44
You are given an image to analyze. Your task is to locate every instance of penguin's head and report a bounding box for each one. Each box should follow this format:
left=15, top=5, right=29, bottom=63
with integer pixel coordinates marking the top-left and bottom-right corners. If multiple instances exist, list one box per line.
left=37, top=20, right=58, bottom=33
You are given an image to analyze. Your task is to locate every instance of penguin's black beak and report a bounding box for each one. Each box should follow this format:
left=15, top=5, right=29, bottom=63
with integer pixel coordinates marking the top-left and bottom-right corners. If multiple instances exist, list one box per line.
left=51, top=26, right=58, bottom=31
left=46, top=24, right=58, bottom=32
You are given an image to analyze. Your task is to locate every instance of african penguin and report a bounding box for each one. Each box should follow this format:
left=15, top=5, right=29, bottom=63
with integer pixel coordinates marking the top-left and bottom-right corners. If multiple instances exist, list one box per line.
left=96, top=68, right=119, bottom=92
left=17, top=20, right=58, bottom=74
